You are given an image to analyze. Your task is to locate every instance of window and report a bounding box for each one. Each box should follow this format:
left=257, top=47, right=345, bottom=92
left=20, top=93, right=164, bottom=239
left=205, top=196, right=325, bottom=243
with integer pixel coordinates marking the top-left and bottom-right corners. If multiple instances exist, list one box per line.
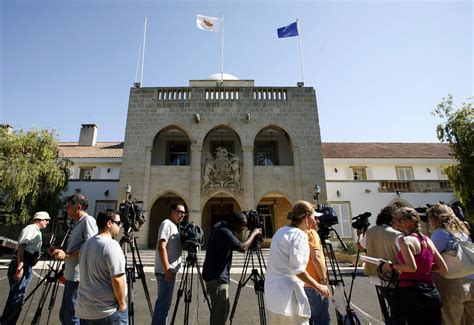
left=330, top=203, right=352, bottom=239
left=94, top=200, right=118, bottom=216
left=79, top=168, right=94, bottom=180
left=255, top=142, right=278, bottom=166
left=167, top=142, right=189, bottom=166
left=351, top=167, right=367, bottom=180
left=396, top=167, right=414, bottom=180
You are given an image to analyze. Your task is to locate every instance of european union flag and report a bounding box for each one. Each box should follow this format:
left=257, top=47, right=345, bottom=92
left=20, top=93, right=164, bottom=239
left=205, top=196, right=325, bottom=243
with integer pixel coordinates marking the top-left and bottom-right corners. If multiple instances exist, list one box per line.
left=277, top=22, right=299, bottom=38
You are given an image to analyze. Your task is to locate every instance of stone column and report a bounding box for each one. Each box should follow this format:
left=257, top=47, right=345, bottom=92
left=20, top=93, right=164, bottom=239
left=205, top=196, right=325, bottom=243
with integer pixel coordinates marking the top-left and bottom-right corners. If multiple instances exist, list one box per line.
left=189, top=144, right=202, bottom=227
left=137, top=146, right=152, bottom=248
left=292, top=146, right=303, bottom=200
left=242, top=146, right=254, bottom=210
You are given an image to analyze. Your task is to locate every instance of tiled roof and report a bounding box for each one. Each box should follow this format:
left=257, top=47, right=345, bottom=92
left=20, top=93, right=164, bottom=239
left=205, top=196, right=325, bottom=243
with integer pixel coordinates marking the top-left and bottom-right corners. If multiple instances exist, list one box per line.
left=58, top=142, right=123, bottom=158
left=57, top=142, right=452, bottom=159
left=322, top=142, right=452, bottom=159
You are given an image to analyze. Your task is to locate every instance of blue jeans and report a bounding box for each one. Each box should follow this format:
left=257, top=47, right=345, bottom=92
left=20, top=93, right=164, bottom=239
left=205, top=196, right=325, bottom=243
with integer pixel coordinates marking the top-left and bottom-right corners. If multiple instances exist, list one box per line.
left=151, top=273, right=176, bottom=325
left=0, top=258, right=33, bottom=325
left=60, top=280, right=80, bottom=325
left=304, top=287, right=330, bottom=325
left=80, top=309, right=129, bottom=325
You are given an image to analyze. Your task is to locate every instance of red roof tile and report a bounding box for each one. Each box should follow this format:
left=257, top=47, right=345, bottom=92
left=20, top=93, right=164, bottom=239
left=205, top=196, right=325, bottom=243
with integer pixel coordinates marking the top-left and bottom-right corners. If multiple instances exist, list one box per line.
left=58, top=142, right=123, bottom=158
left=322, top=143, right=452, bottom=159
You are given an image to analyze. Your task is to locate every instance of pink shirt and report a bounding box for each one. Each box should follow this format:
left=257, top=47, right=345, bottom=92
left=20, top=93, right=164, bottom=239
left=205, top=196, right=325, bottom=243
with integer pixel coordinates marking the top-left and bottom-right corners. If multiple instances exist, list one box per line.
left=397, top=233, right=434, bottom=287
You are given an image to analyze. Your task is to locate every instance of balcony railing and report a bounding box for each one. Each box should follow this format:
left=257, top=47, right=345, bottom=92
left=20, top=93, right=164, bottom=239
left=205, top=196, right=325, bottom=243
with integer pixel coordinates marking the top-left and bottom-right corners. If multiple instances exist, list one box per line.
left=379, top=180, right=451, bottom=193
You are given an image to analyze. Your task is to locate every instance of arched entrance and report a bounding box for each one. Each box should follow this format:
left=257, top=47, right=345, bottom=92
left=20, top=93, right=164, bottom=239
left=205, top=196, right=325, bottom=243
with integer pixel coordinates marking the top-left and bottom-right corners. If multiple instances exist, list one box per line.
left=148, top=193, right=187, bottom=248
left=201, top=194, right=242, bottom=246
left=256, top=192, right=292, bottom=246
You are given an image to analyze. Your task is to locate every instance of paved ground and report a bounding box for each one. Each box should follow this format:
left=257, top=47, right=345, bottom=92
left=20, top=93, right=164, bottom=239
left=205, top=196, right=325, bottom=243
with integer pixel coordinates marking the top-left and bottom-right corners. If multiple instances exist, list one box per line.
left=0, top=265, right=384, bottom=325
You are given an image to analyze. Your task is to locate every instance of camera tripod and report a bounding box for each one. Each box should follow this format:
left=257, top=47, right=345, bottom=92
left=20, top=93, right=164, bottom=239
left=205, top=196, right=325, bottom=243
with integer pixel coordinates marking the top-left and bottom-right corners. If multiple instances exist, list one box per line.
left=170, top=245, right=211, bottom=325
left=120, top=230, right=153, bottom=325
left=229, top=235, right=267, bottom=325
left=22, top=222, right=72, bottom=325
left=319, top=226, right=361, bottom=325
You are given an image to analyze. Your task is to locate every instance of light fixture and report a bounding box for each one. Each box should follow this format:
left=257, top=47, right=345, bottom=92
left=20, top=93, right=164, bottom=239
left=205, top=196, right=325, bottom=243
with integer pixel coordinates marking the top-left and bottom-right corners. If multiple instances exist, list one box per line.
left=170, top=132, right=175, bottom=149
left=353, top=171, right=359, bottom=180
left=245, top=113, right=251, bottom=122
left=125, top=184, right=132, bottom=194
left=334, top=168, right=338, bottom=173
left=194, top=113, right=201, bottom=123
left=75, top=188, right=81, bottom=193
left=220, top=196, right=224, bottom=207
left=426, top=168, right=431, bottom=173
left=336, top=190, right=341, bottom=198
left=273, top=193, right=277, bottom=207
left=396, top=190, right=401, bottom=197
left=107, top=168, right=111, bottom=173
left=365, top=189, right=371, bottom=194
left=133, top=82, right=141, bottom=88
left=104, top=190, right=109, bottom=197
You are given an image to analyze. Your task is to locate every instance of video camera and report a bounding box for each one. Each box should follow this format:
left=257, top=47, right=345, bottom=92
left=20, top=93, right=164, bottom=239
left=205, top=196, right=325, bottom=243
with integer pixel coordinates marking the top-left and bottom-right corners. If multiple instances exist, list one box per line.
left=243, top=209, right=263, bottom=231
left=179, top=222, right=204, bottom=252
left=119, top=199, right=146, bottom=232
left=316, top=204, right=339, bottom=227
left=352, top=212, right=371, bottom=232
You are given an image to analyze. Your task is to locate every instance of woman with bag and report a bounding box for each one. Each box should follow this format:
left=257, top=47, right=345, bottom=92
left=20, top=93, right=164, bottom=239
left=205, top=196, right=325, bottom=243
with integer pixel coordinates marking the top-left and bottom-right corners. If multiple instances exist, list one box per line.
left=428, top=203, right=474, bottom=325
left=382, top=207, right=447, bottom=324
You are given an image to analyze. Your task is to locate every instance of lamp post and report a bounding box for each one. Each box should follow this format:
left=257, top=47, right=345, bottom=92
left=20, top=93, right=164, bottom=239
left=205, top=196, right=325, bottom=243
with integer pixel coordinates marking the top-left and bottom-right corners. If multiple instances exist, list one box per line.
left=313, top=184, right=321, bottom=206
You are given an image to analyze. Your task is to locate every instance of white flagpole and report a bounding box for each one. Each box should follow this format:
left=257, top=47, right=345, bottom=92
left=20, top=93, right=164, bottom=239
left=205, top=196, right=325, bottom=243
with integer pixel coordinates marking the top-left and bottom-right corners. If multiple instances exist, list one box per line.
left=221, top=17, right=224, bottom=81
left=134, top=17, right=148, bottom=87
left=296, top=18, right=305, bottom=85
left=140, top=17, right=148, bottom=86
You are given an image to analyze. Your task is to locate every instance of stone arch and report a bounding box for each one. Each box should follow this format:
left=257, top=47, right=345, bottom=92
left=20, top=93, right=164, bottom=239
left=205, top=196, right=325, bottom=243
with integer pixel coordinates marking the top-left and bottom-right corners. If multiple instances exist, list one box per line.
left=147, top=191, right=188, bottom=248
left=151, top=125, right=192, bottom=166
left=253, top=125, right=294, bottom=166
left=201, top=192, right=243, bottom=246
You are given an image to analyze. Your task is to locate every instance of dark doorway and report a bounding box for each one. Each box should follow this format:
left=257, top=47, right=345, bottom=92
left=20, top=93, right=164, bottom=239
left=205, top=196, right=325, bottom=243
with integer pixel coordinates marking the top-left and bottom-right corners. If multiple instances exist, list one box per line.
left=210, top=203, right=234, bottom=228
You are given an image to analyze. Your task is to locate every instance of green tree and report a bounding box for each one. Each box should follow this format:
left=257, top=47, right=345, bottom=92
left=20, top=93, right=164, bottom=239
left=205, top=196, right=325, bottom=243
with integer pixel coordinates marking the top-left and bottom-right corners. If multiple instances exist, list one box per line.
left=0, top=128, right=71, bottom=224
left=433, top=95, right=474, bottom=223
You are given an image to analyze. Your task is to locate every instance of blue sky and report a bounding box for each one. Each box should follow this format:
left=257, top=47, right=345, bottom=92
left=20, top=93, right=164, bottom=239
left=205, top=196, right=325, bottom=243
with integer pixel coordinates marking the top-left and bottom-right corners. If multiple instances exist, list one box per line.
left=1, top=0, right=472, bottom=143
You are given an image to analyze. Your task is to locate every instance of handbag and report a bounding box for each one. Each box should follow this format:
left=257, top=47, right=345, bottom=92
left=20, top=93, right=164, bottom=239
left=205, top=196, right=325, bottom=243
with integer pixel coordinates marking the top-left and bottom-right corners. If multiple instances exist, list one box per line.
left=440, top=231, right=474, bottom=279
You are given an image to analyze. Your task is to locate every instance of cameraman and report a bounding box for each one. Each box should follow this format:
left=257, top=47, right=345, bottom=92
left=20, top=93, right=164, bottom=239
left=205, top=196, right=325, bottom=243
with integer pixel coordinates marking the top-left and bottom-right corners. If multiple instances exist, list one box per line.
left=202, top=212, right=261, bottom=325
left=50, top=194, right=98, bottom=325
left=358, top=204, right=402, bottom=324
left=152, top=204, right=185, bottom=325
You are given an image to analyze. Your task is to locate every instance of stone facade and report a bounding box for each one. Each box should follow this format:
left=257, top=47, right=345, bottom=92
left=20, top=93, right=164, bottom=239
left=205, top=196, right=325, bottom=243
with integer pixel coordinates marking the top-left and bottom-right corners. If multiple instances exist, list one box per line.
left=119, top=79, right=326, bottom=248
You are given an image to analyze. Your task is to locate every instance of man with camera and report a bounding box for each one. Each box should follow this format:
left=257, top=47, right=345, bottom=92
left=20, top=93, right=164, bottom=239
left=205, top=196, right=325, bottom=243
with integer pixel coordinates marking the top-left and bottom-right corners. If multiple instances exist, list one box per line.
left=202, top=211, right=261, bottom=325
left=358, top=204, right=402, bottom=324
left=1, top=211, right=51, bottom=325
left=76, top=209, right=127, bottom=324
left=50, top=194, right=98, bottom=325
left=152, top=204, right=185, bottom=325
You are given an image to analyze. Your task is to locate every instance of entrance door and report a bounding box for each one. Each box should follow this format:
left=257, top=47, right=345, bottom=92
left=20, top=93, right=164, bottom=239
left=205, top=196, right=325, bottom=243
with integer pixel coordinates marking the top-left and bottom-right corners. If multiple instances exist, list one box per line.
left=211, top=203, right=234, bottom=228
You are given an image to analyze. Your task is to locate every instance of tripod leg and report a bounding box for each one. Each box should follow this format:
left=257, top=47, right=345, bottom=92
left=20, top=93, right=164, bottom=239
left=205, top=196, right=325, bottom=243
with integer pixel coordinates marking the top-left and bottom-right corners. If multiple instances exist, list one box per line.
left=170, top=263, right=189, bottom=325
left=229, top=249, right=253, bottom=324
left=195, top=260, right=211, bottom=311
left=131, top=237, right=153, bottom=316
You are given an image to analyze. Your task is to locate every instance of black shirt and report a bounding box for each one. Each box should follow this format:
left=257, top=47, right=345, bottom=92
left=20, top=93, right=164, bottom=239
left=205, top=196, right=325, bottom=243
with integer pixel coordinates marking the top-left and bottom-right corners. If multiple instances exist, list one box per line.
left=202, top=222, right=241, bottom=283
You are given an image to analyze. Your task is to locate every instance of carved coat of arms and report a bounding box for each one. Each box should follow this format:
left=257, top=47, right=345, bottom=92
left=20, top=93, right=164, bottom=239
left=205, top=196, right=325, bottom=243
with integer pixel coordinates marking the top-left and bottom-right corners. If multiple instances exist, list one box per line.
left=202, top=147, right=241, bottom=192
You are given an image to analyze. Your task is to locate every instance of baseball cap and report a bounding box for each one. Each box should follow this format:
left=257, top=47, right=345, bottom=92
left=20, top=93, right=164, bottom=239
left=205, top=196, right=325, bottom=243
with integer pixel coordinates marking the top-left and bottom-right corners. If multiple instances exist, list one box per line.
left=33, top=211, right=51, bottom=221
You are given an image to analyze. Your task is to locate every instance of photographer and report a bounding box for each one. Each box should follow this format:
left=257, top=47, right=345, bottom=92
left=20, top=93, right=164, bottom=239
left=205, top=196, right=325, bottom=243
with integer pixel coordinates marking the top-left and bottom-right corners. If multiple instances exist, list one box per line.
left=357, top=205, right=401, bottom=324
left=152, top=204, right=185, bottom=325
left=202, top=211, right=261, bottom=325
left=0, top=212, right=50, bottom=325
left=50, top=194, right=98, bottom=325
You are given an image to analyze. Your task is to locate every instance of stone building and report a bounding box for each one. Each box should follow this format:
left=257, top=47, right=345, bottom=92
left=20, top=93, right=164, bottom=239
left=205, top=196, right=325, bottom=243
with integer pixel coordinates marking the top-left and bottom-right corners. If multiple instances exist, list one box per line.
left=119, top=76, right=326, bottom=248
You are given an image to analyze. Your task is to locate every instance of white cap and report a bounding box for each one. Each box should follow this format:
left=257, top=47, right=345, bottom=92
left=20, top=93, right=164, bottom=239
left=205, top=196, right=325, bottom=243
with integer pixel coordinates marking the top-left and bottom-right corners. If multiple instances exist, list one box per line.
left=315, top=211, right=323, bottom=217
left=33, top=211, right=51, bottom=221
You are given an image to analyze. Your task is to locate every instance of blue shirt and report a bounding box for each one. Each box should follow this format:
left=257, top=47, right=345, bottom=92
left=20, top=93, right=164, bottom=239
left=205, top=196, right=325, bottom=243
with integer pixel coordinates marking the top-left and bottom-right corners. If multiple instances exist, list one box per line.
left=202, top=222, right=241, bottom=283
left=431, top=228, right=474, bottom=280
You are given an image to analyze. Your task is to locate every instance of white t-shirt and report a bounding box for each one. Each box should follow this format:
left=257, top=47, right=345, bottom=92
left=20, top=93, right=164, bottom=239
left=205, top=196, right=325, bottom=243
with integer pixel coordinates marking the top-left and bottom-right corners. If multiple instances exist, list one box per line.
left=18, top=223, right=42, bottom=255
left=154, top=219, right=182, bottom=274
left=264, top=225, right=311, bottom=318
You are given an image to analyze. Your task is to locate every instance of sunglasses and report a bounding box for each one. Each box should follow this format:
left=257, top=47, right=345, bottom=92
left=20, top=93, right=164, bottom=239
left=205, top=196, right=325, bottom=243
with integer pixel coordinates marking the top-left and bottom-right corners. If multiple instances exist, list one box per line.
left=175, top=209, right=186, bottom=214
left=112, top=220, right=122, bottom=226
